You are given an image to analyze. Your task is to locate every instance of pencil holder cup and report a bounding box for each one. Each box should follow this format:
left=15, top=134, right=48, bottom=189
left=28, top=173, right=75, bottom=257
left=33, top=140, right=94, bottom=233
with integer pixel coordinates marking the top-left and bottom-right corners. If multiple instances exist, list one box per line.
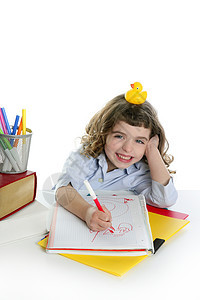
left=0, top=128, right=32, bottom=174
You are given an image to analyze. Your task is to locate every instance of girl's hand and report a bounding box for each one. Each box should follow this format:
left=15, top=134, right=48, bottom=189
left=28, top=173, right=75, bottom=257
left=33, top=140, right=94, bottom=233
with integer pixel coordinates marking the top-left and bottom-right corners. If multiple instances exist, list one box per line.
left=85, top=205, right=112, bottom=232
left=145, top=134, right=159, bottom=157
left=145, top=134, right=170, bottom=186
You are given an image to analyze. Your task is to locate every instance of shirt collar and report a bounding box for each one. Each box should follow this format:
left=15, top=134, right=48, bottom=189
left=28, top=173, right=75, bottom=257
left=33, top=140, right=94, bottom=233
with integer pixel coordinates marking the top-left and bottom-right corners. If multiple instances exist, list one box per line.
left=126, top=163, right=139, bottom=174
left=97, top=153, right=108, bottom=174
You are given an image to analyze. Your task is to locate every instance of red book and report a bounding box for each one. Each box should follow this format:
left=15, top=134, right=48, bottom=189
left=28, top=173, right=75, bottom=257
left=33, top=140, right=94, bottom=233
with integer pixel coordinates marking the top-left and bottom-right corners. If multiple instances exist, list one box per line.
left=0, top=171, right=37, bottom=220
left=146, top=204, right=189, bottom=220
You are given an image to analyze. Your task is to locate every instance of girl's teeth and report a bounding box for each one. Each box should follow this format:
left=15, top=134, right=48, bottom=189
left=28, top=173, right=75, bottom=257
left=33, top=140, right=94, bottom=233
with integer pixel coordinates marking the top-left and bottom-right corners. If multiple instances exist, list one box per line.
left=118, top=154, right=132, bottom=160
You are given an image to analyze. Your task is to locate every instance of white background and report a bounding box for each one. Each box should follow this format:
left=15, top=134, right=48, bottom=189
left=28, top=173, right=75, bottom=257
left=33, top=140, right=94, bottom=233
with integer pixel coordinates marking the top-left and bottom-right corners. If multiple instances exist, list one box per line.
left=0, top=0, right=199, bottom=190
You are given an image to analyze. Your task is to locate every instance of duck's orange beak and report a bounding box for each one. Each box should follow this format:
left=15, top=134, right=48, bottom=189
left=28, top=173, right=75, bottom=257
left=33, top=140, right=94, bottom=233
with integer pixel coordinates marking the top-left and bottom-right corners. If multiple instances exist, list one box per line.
left=131, top=83, right=134, bottom=89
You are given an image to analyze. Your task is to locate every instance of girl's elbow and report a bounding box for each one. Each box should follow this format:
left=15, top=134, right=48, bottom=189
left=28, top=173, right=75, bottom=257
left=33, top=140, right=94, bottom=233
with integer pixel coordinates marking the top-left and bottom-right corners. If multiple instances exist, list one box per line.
left=147, top=189, right=178, bottom=208
left=156, top=190, right=178, bottom=208
left=164, top=189, right=178, bottom=208
left=150, top=179, right=178, bottom=208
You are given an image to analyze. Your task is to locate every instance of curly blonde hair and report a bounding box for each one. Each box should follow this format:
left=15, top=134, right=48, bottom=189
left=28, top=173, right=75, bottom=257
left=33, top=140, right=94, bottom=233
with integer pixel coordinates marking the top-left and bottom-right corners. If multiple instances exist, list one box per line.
left=81, top=94, right=175, bottom=171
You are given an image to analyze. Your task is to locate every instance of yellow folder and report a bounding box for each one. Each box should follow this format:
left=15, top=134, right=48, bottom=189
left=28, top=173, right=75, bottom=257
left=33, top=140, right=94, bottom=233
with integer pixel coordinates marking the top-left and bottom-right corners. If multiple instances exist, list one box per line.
left=38, top=211, right=189, bottom=276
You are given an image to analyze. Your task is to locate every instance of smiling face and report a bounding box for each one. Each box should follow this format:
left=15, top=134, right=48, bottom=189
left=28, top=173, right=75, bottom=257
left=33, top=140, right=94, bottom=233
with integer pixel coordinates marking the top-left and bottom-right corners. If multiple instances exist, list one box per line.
left=104, top=121, right=151, bottom=172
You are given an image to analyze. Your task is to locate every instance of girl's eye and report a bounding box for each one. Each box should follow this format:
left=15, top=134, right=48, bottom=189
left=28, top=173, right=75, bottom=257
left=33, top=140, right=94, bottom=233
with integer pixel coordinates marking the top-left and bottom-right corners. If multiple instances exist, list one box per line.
left=114, top=135, right=123, bottom=139
left=136, top=139, right=144, bottom=144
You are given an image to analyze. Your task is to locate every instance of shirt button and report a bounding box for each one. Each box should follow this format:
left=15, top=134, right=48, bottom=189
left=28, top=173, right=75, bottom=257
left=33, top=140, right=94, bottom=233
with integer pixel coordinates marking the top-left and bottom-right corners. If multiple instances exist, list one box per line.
left=98, top=178, right=103, bottom=182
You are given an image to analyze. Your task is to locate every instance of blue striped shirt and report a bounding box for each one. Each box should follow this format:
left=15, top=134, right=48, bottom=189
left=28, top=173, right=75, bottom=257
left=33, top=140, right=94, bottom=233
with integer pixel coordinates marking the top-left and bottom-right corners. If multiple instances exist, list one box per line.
left=56, top=150, right=178, bottom=208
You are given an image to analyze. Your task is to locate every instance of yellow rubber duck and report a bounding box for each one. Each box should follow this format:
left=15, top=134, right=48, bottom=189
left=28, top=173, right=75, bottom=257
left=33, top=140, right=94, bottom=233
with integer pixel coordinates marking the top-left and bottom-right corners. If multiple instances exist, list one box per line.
left=125, top=82, right=147, bottom=104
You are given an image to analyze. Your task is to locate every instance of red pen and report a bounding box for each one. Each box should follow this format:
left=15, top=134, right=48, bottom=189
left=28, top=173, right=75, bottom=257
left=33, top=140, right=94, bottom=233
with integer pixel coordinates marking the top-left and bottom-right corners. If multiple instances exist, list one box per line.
left=84, top=180, right=115, bottom=232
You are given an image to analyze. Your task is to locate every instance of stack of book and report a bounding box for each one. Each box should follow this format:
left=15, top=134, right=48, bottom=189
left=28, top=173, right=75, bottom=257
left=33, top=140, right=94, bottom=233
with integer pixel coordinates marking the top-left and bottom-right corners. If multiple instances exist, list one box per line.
left=0, top=171, right=37, bottom=220
left=0, top=171, right=49, bottom=245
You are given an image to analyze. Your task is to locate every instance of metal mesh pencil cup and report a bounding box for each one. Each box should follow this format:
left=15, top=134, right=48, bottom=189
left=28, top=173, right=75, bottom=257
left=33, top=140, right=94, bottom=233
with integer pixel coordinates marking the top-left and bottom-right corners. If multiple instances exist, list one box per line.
left=0, top=128, right=32, bottom=174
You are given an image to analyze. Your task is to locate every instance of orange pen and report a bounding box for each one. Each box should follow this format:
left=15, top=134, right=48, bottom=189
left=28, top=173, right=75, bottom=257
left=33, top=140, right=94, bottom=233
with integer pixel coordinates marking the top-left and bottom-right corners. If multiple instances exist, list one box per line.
left=13, top=117, right=23, bottom=148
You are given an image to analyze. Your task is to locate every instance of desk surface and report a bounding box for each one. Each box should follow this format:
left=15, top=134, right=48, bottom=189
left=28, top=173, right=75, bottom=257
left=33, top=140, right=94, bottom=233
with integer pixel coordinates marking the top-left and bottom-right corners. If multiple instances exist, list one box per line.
left=0, top=190, right=199, bottom=300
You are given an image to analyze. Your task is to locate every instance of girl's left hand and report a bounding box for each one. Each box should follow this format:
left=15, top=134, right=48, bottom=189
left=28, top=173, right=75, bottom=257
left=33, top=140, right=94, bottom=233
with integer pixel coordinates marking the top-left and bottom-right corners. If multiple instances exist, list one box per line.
left=145, top=134, right=159, bottom=156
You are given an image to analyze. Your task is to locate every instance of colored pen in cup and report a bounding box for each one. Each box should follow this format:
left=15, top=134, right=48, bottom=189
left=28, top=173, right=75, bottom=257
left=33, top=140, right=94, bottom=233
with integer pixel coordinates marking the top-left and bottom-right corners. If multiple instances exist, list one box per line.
left=10, top=115, right=20, bottom=146
left=0, top=108, right=7, bottom=134
left=12, top=115, right=20, bottom=135
left=11, top=117, right=23, bottom=171
left=84, top=180, right=115, bottom=232
left=1, top=107, right=11, bottom=135
left=22, top=109, right=26, bottom=170
left=0, top=108, right=12, bottom=170
left=0, top=129, right=20, bottom=172
left=13, top=117, right=22, bottom=148
left=0, top=128, right=22, bottom=171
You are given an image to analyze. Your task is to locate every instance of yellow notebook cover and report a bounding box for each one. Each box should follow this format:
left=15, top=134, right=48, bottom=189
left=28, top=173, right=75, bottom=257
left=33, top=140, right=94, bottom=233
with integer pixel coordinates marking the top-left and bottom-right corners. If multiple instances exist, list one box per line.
left=38, top=212, right=189, bottom=276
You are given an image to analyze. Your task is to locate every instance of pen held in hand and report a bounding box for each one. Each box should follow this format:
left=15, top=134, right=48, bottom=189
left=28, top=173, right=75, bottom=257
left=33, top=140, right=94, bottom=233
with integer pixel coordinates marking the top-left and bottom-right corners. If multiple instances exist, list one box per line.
left=84, top=180, right=115, bottom=232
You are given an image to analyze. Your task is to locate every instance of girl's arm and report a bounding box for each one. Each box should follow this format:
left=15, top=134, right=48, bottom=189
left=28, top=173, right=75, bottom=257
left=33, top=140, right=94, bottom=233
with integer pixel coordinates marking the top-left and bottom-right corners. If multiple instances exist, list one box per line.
left=56, top=184, right=112, bottom=231
left=145, top=135, right=170, bottom=186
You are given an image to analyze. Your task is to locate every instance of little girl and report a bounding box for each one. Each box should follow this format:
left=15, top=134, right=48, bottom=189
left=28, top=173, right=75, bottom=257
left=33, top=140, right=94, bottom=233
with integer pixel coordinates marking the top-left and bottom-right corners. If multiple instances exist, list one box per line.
left=56, top=83, right=178, bottom=232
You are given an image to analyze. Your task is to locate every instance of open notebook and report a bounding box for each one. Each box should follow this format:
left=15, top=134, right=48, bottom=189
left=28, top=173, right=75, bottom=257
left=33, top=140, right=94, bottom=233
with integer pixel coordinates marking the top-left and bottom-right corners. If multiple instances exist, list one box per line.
left=46, top=194, right=154, bottom=256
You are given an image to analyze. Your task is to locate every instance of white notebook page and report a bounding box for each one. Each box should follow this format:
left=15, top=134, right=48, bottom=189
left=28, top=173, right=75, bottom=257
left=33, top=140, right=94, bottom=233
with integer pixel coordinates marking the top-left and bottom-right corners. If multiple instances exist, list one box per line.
left=48, top=194, right=153, bottom=253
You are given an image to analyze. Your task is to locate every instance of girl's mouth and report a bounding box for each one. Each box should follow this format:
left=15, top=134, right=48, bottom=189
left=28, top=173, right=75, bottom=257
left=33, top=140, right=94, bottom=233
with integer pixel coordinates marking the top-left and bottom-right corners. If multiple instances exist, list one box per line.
left=116, top=153, right=134, bottom=163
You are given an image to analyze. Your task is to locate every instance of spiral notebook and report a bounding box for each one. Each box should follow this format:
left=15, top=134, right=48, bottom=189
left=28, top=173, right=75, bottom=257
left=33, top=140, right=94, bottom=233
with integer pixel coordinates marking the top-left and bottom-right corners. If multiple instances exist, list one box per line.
left=46, top=194, right=154, bottom=256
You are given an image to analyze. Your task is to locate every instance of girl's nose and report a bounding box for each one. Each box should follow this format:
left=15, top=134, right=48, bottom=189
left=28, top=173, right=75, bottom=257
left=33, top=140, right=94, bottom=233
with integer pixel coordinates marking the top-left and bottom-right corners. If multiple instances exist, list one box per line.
left=122, top=140, right=133, bottom=153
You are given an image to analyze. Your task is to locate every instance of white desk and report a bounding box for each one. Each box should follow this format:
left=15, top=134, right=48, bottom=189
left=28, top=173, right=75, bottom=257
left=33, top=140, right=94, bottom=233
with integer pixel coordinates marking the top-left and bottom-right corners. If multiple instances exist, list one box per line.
left=0, top=190, right=199, bottom=300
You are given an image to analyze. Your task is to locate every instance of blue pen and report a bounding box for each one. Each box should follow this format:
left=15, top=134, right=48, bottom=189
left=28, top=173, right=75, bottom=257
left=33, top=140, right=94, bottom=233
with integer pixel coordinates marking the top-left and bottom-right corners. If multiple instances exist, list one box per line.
left=11, top=115, right=20, bottom=146
left=12, top=115, right=20, bottom=135
left=1, top=107, right=11, bottom=135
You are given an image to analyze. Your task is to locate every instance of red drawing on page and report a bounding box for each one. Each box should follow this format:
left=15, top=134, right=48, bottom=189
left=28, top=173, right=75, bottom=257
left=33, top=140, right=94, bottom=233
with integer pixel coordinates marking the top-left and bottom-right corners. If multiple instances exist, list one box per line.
left=88, top=197, right=134, bottom=243
left=90, top=223, right=133, bottom=242
left=103, top=223, right=133, bottom=237
left=124, top=198, right=134, bottom=203
left=90, top=231, right=100, bottom=242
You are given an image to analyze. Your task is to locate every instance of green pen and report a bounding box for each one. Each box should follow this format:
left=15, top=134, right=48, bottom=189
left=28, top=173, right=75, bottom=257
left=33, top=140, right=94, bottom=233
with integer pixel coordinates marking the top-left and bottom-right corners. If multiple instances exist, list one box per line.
left=0, top=128, right=12, bottom=150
